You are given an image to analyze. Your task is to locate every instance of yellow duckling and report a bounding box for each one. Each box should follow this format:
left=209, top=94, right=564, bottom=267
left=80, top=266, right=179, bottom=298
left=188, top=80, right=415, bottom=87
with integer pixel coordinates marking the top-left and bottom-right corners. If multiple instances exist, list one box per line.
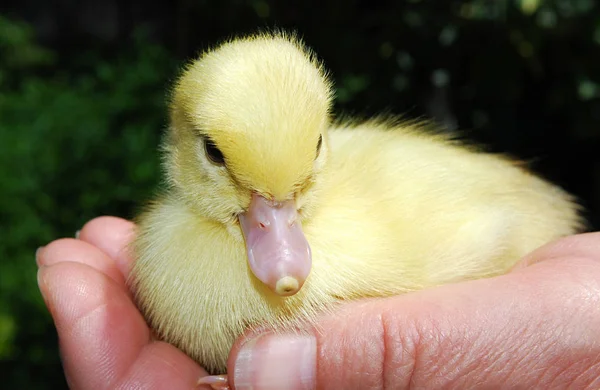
left=130, top=31, right=584, bottom=386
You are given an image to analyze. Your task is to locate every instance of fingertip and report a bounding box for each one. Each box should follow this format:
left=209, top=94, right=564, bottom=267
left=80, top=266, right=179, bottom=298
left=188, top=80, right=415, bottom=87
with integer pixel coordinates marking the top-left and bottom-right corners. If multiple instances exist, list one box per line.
left=35, top=246, right=45, bottom=267
left=38, top=262, right=114, bottom=329
left=78, top=216, right=136, bottom=277
left=36, top=238, right=125, bottom=285
left=40, top=261, right=151, bottom=389
left=81, top=215, right=133, bottom=228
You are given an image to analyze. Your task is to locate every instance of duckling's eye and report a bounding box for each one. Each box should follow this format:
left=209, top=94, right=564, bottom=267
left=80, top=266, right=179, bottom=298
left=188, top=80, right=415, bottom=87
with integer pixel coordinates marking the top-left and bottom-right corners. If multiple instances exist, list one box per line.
left=316, top=134, right=323, bottom=159
left=204, top=138, right=225, bottom=165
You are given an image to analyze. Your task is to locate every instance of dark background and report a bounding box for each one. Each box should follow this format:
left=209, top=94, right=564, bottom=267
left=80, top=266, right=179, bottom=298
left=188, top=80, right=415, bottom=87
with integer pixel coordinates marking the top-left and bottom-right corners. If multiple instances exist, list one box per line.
left=1, top=0, right=599, bottom=388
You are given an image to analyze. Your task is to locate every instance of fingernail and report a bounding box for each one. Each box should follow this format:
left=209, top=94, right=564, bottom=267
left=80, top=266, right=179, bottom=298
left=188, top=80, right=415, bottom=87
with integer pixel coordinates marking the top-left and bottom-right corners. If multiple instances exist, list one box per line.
left=36, top=246, right=45, bottom=267
left=75, top=230, right=80, bottom=239
left=233, top=333, right=316, bottom=390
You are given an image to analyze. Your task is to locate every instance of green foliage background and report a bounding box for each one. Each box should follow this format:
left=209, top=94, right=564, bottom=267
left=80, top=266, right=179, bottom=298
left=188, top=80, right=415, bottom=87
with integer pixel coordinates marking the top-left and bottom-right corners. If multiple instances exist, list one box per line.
left=0, top=17, right=175, bottom=388
left=1, top=0, right=599, bottom=388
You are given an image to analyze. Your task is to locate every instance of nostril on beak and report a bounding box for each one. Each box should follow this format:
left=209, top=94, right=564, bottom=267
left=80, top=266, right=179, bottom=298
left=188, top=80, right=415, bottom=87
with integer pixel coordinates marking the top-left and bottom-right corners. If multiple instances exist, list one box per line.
left=258, top=221, right=269, bottom=231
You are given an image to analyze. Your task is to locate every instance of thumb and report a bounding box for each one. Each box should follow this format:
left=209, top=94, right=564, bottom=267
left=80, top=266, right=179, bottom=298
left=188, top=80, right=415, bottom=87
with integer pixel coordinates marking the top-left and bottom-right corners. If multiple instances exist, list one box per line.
left=226, top=247, right=600, bottom=389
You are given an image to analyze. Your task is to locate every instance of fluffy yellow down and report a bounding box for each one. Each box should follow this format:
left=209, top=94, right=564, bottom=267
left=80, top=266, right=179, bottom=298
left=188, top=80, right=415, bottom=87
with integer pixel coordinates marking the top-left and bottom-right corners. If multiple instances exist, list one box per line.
left=130, top=30, right=584, bottom=374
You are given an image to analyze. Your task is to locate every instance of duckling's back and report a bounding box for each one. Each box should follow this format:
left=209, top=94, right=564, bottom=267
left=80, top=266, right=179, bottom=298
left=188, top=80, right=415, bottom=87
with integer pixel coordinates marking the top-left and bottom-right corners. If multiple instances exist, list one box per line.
left=301, top=120, right=584, bottom=300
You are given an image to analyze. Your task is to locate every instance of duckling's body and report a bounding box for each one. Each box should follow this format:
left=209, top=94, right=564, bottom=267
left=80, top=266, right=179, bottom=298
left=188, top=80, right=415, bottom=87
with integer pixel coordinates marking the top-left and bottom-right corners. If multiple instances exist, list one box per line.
left=131, top=32, right=583, bottom=377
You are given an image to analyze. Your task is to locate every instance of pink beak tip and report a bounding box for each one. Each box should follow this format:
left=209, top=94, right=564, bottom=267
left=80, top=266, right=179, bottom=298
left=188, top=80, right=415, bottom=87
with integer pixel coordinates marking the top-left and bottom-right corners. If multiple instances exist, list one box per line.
left=274, top=276, right=302, bottom=296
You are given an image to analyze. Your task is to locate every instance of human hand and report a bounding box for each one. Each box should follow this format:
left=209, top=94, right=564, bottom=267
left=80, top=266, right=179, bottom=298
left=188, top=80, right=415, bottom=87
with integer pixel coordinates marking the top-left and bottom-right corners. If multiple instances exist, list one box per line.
left=38, top=217, right=600, bottom=389
left=225, top=231, right=600, bottom=389
left=36, top=216, right=207, bottom=389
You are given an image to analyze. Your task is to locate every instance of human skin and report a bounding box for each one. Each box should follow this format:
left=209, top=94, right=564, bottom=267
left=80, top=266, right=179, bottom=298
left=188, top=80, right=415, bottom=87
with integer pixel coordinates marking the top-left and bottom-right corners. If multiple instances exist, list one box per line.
left=36, top=216, right=600, bottom=389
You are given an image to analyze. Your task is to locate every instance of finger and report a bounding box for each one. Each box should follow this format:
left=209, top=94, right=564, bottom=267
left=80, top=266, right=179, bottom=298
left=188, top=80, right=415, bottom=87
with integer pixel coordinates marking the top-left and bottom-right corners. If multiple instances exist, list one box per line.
left=38, top=262, right=148, bottom=389
left=227, top=255, right=600, bottom=389
left=38, top=262, right=206, bottom=389
left=512, top=231, right=600, bottom=270
left=37, top=238, right=125, bottom=286
left=117, top=341, right=210, bottom=389
left=78, top=216, right=136, bottom=278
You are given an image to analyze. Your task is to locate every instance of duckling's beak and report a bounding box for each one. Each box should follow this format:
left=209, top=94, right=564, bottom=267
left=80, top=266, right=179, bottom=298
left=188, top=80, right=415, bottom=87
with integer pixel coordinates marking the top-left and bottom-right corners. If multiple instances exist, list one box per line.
left=238, top=193, right=312, bottom=297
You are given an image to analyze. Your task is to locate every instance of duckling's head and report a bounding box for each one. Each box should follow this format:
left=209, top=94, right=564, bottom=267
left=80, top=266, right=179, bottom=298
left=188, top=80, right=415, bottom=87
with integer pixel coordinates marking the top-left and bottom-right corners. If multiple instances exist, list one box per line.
left=164, top=31, right=333, bottom=297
